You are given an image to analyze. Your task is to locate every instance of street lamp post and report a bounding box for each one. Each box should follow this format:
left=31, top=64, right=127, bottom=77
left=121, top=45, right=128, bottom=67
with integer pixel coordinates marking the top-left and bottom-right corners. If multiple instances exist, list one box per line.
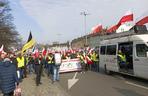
left=80, top=11, right=89, bottom=47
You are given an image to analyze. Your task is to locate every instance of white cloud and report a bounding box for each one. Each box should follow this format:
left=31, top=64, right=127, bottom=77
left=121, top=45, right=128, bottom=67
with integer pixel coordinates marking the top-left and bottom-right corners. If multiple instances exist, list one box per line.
left=16, top=0, right=148, bottom=43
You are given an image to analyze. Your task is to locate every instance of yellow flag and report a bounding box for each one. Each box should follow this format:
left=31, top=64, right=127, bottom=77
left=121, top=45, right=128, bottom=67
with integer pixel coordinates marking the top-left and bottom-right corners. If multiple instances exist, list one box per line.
left=21, top=32, right=35, bottom=54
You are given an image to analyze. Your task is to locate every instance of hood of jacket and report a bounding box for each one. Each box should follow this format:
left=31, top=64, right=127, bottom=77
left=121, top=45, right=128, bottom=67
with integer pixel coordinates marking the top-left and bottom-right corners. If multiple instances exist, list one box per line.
left=2, top=58, right=12, bottom=67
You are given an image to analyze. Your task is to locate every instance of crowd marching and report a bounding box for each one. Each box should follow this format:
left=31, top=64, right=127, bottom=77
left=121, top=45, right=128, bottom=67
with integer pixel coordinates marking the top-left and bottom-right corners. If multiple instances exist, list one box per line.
left=0, top=47, right=99, bottom=96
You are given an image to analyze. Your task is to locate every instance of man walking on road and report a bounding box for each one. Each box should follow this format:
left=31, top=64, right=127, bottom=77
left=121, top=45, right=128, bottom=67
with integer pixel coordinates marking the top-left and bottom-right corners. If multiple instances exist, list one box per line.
left=52, top=52, right=62, bottom=83
left=34, top=54, right=43, bottom=86
left=46, top=53, right=54, bottom=77
left=91, top=50, right=99, bottom=72
left=16, top=53, right=26, bottom=82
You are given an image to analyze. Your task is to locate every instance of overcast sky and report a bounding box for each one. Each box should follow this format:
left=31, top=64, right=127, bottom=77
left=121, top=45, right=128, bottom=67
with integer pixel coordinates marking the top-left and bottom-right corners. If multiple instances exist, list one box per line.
left=9, top=0, right=148, bottom=44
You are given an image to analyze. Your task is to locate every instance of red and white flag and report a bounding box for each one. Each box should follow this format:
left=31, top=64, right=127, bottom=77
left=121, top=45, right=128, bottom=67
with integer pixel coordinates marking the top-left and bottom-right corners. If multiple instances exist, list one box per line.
left=0, top=45, right=4, bottom=53
left=85, top=55, right=93, bottom=65
left=35, top=49, right=39, bottom=58
left=42, top=48, right=47, bottom=56
left=116, top=22, right=134, bottom=33
left=118, top=11, right=133, bottom=25
left=116, top=11, right=134, bottom=33
left=107, top=24, right=119, bottom=33
left=136, top=11, right=148, bottom=25
left=91, top=24, right=102, bottom=34
left=86, top=47, right=91, bottom=52
left=107, top=11, right=133, bottom=33
left=32, top=48, right=39, bottom=58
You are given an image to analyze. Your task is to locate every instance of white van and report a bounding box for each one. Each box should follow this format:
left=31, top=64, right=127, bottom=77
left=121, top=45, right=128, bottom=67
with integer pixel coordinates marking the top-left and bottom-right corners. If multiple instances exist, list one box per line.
left=99, top=31, right=148, bottom=79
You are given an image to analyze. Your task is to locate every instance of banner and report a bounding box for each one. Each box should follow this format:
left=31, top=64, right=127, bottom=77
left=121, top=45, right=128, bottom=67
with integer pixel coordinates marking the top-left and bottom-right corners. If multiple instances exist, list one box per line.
left=59, top=58, right=82, bottom=73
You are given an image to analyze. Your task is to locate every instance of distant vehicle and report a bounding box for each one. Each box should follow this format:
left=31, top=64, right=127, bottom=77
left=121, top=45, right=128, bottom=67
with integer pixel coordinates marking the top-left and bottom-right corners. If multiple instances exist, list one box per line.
left=99, top=26, right=148, bottom=79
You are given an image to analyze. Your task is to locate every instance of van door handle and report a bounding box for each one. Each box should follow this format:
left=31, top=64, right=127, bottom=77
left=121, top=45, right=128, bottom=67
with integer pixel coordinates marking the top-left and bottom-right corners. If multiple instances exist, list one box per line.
left=114, top=58, right=117, bottom=59
left=135, top=58, right=139, bottom=61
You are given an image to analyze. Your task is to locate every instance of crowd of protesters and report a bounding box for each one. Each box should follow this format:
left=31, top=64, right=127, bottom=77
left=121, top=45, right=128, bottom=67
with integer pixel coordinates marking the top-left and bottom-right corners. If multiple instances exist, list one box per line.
left=0, top=47, right=99, bottom=96
left=63, top=48, right=99, bottom=72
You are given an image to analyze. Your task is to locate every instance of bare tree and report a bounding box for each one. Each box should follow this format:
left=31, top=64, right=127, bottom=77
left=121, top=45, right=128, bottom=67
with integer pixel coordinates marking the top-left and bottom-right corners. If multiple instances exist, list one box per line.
left=0, top=1, right=21, bottom=51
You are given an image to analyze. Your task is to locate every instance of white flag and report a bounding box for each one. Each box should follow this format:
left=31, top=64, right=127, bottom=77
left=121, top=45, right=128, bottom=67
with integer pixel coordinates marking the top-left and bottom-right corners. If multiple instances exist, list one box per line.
left=0, top=45, right=4, bottom=52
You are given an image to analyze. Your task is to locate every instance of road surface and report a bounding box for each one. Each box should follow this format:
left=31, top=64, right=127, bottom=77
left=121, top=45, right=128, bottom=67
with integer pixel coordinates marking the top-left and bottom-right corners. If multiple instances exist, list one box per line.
left=0, top=71, right=147, bottom=96
left=59, top=71, right=148, bottom=96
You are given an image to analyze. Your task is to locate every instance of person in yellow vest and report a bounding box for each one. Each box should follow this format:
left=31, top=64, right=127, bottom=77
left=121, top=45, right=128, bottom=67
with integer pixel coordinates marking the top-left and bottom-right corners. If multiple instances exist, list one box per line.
left=16, top=53, right=26, bottom=82
left=117, top=50, right=127, bottom=70
left=46, top=53, right=54, bottom=77
left=91, top=50, right=99, bottom=72
left=82, top=52, right=88, bottom=71
left=77, top=52, right=85, bottom=73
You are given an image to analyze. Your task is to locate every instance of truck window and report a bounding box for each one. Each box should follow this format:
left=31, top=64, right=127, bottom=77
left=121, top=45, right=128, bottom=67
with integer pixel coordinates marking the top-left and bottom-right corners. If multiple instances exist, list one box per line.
left=106, top=45, right=116, bottom=55
left=100, top=46, right=106, bottom=55
left=136, top=44, right=148, bottom=57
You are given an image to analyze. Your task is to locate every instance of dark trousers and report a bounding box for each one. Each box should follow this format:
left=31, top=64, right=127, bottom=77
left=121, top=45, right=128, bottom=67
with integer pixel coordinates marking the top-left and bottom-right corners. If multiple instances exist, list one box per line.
left=47, top=64, right=53, bottom=76
left=28, top=64, right=34, bottom=74
left=92, top=61, right=99, bottom=72
left=35, top=65, right=41, bottom=86
left=41, top=64, right=45, bottom=77
left=84, top=63, right=91, bottom=71
left=18, top=68, right=24, bottom=82
left=3, top=91, right=14, bottom=96
left=24, top=66, right=27, bottom=78
left=81, top=63, right=86, bottom=72
left=96, top=61, right=99, bottom=72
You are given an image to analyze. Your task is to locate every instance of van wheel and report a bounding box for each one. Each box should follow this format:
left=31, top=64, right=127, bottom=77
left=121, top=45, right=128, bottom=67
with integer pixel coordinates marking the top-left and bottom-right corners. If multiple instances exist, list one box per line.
left=104, top=64, right=112, bottom=75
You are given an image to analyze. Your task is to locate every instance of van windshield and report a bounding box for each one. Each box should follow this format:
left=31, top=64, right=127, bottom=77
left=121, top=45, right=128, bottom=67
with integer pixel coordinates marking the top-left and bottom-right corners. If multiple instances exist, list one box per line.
left=136, top=44, right=148, bottom=57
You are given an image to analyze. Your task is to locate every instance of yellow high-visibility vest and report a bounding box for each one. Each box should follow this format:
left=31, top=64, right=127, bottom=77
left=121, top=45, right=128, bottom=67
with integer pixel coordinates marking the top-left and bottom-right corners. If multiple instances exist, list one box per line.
left=118, top=54, right=126, bottom=62
left=91, top=53, right=99, bottom=61
left=48, top=56, right=52, bottom=64
left=80, top=55, right=84, bottom=62
left=17, top=57, right=25, bottom=68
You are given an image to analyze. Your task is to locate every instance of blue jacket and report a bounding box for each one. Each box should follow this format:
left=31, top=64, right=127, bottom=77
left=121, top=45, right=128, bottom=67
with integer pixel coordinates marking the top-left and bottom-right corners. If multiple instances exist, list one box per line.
left=0, top=58, right=19, bottom=94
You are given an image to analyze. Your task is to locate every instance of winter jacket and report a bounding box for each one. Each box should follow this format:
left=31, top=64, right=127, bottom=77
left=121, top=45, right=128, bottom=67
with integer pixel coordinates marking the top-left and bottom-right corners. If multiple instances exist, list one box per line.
left=0, top=58, right=19, bottom=94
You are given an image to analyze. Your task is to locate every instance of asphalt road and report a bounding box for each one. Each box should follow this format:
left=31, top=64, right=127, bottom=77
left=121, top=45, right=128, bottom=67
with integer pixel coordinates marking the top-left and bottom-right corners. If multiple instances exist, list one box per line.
left=59, top=71, right=148, bottom=96
left=0, top=71, right=147, bottom=96
left=0, top=74, right=70, bottom=96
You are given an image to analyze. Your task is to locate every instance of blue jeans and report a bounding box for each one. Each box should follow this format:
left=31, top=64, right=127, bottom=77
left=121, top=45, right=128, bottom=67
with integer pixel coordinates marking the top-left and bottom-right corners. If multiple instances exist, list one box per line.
left=47, top=64, right=53, bottom=75
left=18, top=68, right=24, bottom=82
left=53, top=65, right=60, bottom=81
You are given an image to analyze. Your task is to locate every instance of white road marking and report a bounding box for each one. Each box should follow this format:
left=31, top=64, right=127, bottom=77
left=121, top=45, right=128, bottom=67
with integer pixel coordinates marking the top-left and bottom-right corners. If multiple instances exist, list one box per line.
left=125, top=81, right=148, bottom=90
left=68, top=72, right=79, bottom=90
